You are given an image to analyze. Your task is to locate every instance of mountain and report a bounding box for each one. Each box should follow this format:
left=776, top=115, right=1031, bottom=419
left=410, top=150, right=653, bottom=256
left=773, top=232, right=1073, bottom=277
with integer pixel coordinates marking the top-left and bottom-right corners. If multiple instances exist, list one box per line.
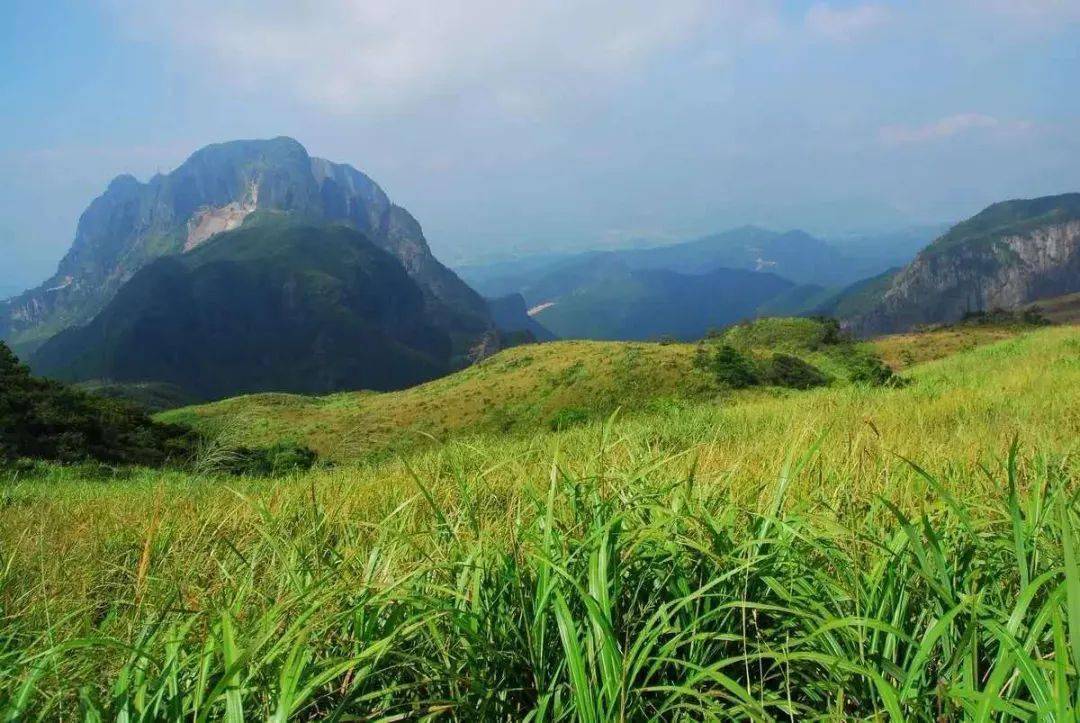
left=486, top=293, right=557, bottom=342
left=529, top=260, right=797, bottom=341
left=457, top=224, right=930, bottom=304
left=839, top=194, right=1080, bottom=335
left=31, top=222, right=454, bottom=401
left=0, top=137, right=492, bottom=357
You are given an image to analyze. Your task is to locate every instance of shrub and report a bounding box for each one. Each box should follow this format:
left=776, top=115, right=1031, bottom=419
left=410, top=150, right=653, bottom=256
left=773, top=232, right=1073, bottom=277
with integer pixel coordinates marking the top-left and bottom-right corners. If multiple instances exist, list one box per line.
left=548, top=407, right=589, bottom=431
left=845, top=352, right=899, bottom=386
left=762, top=353, right=829, bottom=389
left=223, top=442, right=319, bottom=477
left=709, top=344, right=759, bottom=389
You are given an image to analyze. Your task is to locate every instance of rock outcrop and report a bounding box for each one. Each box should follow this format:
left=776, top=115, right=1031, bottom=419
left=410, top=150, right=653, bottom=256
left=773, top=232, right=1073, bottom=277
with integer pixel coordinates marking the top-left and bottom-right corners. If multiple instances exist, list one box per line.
left=1, top=137, right=492, bottom=358
left=845, top=194, right=1080, bottom=336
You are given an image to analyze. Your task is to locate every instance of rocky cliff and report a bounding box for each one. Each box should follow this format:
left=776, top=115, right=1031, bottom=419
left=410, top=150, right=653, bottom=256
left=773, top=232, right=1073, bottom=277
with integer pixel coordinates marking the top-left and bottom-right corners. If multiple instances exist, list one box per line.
left=845, top=194, right=1080, bottom=336
left=1, top=137, right=492, bottom=357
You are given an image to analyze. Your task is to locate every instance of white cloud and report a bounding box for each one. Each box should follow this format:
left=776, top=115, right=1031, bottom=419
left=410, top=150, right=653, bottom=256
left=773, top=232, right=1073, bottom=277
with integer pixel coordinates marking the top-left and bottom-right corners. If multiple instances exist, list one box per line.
left=111, top=0, right=778, bottom=116
left=804, top=3, right=891, bottom=42
left=879, top=113, right=1034, bottom=145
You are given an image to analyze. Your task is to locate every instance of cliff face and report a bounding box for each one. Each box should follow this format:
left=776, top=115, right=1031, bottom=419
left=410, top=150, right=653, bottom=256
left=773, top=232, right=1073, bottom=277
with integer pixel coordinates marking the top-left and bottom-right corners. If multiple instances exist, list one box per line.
left=1, top=137, right=491, bottom=356
left=846, top=194, right=1080, bottom=336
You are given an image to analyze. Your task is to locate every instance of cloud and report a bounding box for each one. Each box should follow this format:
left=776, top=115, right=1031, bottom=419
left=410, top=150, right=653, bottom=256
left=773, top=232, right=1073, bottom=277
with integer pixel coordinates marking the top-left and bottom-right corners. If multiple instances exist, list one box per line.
left=879, top=113, right=1034, bottom=145
left=111, top=0, right=779, bottom=116
left=804, top=3, right=891, bottom=42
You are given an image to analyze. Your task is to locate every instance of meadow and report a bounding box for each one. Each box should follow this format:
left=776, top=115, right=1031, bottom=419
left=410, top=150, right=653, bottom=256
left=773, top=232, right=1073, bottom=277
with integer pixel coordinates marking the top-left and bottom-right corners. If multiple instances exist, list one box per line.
left=1, top=324, right=1079, bottom=719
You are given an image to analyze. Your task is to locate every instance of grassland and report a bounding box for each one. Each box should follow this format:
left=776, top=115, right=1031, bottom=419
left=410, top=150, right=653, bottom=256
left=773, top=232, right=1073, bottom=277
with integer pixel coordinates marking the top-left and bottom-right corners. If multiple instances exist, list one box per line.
left=2, top=324, right=1079, bottom=719
left=160, top=317, right=1034, bottom=461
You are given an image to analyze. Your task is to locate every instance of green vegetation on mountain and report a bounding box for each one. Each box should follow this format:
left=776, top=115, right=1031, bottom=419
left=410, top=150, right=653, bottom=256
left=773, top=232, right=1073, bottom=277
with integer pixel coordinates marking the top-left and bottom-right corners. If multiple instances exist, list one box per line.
left=2, top=324, right=1078, bottom=718
left=814, top=266, right=900, bottom=318
left=31, top=222, right=453, bottom=401
left=839, top=193, right=1080, bottom=335
left=161, top=317, right=899, bottom=461
left=531, top=265, right=797, bottom=340
left=926, top=192, right=1080, bottom=255
left=1, top=137, right=493, bottom=357
left=0, top=341, right=193, bottom=465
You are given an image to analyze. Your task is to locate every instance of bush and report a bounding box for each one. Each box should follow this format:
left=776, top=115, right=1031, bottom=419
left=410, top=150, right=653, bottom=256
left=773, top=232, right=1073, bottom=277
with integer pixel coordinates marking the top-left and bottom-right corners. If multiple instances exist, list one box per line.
left=845, top=352, right=899, bottom=386
left=223, top=442, right=319, bottom=477
left=709, top=345, right=759, bottom=389
left=762, top=353, right=829, bottom=389
left=548, top=407, right=589, bottom=432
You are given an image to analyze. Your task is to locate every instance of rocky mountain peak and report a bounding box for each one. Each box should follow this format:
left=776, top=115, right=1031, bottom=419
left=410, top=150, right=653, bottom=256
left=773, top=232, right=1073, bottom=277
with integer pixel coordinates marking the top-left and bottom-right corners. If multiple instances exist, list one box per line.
left=1, top=138, right=492, bottom=357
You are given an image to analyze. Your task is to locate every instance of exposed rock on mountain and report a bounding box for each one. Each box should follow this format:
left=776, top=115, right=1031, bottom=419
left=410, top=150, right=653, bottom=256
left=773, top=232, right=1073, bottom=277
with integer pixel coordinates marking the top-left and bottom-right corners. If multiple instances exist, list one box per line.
left=844, top=194, right=1080, bottom=336
left=31, top=222, right=453, bottom=401
left=1, top=137, right=491, bottom=357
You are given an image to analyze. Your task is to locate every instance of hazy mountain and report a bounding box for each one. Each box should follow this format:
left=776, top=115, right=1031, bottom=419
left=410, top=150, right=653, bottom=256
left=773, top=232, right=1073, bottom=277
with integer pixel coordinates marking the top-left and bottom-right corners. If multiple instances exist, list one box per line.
left=531, top=260, right=798, bottom=341
left=836, top=194, right=1080, bottom=335
left=1, top=137, right=492, bottom=357
left=31, top=222, right=454, bottom=401
left=486, top=294, right=557, bottom=342
left=458, top=224, right=929, bottom=305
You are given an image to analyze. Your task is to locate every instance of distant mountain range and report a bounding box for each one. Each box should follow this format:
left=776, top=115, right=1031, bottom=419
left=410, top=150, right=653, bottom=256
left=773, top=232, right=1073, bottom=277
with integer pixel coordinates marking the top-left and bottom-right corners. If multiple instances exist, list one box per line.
left=530, top=261, right=798, bottom=341
left=458, top=224, right=938, bottom=303
left=827, top=193, right=1080, bottom=335
left=457, top=224, right=935, bottom=341
left=5, top=134, right=1076, bottom=400
left=0, top=137, right=492, bottom=359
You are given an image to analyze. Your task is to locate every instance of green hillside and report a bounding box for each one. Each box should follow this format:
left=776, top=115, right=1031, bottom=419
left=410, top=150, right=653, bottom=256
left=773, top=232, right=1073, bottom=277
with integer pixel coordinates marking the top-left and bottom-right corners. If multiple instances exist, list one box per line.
left=925, top=192, right=1080, bottom=256
left=3, top=324, right=1078, bottom=718
left=159, top=317, right=1015, bottom=461
left=31, top=222, right=453, bottom=400
left=160, top=337, right=716, bottom=459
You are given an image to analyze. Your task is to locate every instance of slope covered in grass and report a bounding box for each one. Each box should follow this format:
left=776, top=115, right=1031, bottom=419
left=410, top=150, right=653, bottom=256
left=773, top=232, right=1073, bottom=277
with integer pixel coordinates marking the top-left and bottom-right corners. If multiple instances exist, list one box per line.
left=160, top=338, right=716, bottom=459
left=2, top=325, right=1078, bottom=718
left=160, top=317, right=919, bottom=460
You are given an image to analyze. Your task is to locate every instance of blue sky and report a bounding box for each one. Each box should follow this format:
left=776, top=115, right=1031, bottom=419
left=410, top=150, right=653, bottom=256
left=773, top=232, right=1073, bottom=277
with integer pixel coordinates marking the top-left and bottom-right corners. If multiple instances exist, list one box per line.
left=2, top=0, right=1080, bottom=292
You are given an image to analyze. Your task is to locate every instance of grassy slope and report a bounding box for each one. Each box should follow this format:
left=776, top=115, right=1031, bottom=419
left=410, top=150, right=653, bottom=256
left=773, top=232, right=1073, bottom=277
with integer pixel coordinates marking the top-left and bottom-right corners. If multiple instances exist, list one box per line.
left=160, top=339, right=715, bottom=458
left=160, top=318, right=1034, bottom=460
left=2, top=325, right=1079, bottom=717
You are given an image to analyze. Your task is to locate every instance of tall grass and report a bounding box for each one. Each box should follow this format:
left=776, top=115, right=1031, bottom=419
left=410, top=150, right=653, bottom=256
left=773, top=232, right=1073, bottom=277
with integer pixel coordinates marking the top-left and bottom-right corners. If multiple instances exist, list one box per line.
left=1, top=327, right=1078, bottom=719
left=1, top=436, right=1078, bottom=720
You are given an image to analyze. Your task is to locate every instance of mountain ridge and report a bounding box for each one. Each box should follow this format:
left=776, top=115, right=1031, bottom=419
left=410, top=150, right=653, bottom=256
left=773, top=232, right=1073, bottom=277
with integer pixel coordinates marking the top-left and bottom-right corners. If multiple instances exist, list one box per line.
left=840, top=193, right=1080, bottom=335
left=1, top=137, right=493, bottom=357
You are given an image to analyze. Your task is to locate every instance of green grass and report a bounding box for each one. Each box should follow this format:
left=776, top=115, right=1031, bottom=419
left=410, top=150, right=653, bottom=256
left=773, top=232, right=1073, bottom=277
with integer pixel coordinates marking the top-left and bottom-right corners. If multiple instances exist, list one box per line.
left=159, top=338, right=719, bottom=460
left=2, top=325, right=1079, bottom=719
left=159, top=317, right=951, bottom=462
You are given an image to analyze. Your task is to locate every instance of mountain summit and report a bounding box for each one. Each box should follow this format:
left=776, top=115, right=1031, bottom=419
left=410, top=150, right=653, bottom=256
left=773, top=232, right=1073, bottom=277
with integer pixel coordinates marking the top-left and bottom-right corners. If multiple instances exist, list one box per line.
left=0, top=137, right=492, bottom=356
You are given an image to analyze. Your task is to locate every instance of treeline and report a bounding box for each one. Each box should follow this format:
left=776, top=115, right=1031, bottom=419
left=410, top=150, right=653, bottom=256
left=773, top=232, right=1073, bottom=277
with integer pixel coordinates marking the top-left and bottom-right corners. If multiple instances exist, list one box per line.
left=0, top=341, right=195, bottom=466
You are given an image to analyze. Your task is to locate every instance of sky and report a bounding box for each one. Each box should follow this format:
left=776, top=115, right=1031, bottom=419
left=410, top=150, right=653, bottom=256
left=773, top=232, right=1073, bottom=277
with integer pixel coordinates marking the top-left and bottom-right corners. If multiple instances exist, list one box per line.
left=2, top=0, right=1080, bottom=293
